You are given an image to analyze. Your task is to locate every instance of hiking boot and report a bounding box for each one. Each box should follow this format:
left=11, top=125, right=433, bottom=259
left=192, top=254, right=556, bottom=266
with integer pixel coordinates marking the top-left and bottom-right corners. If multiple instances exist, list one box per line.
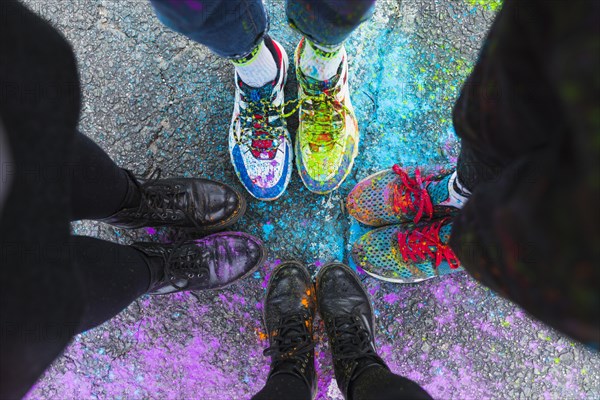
left=262, top=261, right=317, bottom=398
left=101, top=170, right=245, bottom=231
left=132, top=232, right=265, bottom=294
left=351, top=219, right=463, bottom=283
left=229, top=36, right=292, bottom=201
left=347, top=165, right=470, bottom=226
left=315, top=263, right=388, bottom=399
left=295, top=38, right=359, bottom=194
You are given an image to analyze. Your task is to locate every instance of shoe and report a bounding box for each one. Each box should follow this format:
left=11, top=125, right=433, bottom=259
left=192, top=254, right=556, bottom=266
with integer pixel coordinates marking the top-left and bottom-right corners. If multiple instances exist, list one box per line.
left=132, top=232, right=265, bottom=294
left=351, top=219, right=463, bottom=283
left=315, top=263, right=388, bottom=399
left=294, top=38, right=359, bottom=194
left=229, top=35, right=292, bottom=201
left=262, top=261, right=317, bottom=398
left=347, top=165, right=467, bottom=226
left=101, top=170, right=246, bottom=231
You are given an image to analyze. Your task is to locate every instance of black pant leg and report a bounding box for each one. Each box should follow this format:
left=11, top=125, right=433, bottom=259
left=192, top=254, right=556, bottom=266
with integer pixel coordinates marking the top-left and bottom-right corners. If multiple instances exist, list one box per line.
left=69, top=133, right=132, bottom=221
left=252, top=374, right=312, bottom=400
left=450, top=0, right=600, bottom=346
left=73, top=236, right=151, bottom=333
left=350, top=367, right=432, bottom=400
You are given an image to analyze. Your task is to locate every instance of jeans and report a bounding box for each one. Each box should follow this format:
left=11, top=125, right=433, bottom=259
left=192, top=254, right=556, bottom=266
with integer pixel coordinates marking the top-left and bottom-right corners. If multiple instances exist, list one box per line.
left=149, top=0, right=376, bottom=58
left=450, top=0, right=599, bottom=347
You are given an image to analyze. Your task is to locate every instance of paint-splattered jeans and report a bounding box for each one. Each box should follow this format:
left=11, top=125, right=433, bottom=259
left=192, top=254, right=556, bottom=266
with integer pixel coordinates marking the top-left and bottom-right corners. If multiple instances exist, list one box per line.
left=149, top=0, right=376, bottom=59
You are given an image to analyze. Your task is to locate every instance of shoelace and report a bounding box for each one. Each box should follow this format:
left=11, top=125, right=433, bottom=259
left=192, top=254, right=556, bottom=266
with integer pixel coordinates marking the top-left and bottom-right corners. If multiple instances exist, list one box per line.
left=298, top=90, right=349, bottom=148
left=331, top=315, right=379, bottom=362
left=237, top=95, right=286, bottom=154
left=264, top=314, right=315, bottom=367
left=161, top=240, right=211, bottom=290
left=132, top=169, right=205, bottom=230
left=397, top=218, right=461, bottom=269
left=392, top=164, right=435, bottom=223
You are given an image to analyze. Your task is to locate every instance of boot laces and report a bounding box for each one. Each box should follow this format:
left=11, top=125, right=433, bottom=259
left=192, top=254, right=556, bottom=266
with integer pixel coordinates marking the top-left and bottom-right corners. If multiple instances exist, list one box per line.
left=331, top=315, right=378, bottom=362
left=264, top=314, right=315, bottom=367
left=397, top=218, right=460, bottom=269
left=392, top=164, right=434, bottom=223
left=132, top=169, right=204, bottom=230
left=161, top=240, right=211, bottom=290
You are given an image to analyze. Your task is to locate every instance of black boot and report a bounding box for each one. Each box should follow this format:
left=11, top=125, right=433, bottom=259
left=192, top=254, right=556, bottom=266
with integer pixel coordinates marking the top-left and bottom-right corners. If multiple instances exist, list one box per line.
left=101, top=169, right=246, bottom=231
left=316, top=263, right=389, bottom=400
left=132, top=232, right=265, bottom=294
left=262, top=261, right=317, bottom=398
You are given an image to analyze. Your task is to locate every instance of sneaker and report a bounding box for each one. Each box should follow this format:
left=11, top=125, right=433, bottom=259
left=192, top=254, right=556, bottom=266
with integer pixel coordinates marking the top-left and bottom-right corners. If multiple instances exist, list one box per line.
left=101, top=169, right=246, bottom=231
left=229, top=36, right=292, bottom=201
left=262, top=261, right=317, bottom=398
left=294, top=38, right=359, bottom=194
left=351, top=219, right=463, bottom=283
left=315, top=263, right=389, bottom=399
left=347, top=165, right=468, bottom=226
left=132, top=232, right=265, bottom=294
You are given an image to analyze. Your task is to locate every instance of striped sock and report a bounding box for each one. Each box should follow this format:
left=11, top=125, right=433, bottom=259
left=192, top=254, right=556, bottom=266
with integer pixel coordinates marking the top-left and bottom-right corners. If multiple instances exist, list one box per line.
left=232, top=40, right=277, bottom=88
left=300, top=39, right=344, bottom=81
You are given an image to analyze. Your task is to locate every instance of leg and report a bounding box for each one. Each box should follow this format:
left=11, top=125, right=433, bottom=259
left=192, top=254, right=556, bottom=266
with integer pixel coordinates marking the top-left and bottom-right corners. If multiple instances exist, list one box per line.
left=69, top=132, right=135, bottom=221
left=252, top=375, right=312, bottom=400
left=450, top=0, right=600, bottom=346
left=72, top=236, right=151, bottom=332
left=350, top=367, right=432, bottom=400
left=286, top=0, right=376, bottom=48
left=149, top=0, right=267, bottom=59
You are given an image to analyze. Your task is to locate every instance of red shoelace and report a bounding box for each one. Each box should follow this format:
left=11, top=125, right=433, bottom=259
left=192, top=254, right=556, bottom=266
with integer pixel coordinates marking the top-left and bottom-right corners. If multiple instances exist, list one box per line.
left=397, top=219, right=461, bottom=269
left=392, top=164, right=434, bottom=223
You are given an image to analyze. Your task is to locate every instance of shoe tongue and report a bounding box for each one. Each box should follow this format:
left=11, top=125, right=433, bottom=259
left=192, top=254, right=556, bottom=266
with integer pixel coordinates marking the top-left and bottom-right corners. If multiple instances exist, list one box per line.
left=301, top=72, right=340, bottom=96
left=239, top=79, right=274, bottom=102
left=427, top=173, right=452, bottom=205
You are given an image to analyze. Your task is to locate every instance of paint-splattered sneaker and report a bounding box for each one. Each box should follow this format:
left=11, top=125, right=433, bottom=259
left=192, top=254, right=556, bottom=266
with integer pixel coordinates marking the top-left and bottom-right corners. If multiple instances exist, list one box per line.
left=347, top=164, right=470, bottom=226
left=351, top=219, right=463, bottom=283
left=229, top=36, right=292, bottom=201
left=294, top=38, right=359, bottom=194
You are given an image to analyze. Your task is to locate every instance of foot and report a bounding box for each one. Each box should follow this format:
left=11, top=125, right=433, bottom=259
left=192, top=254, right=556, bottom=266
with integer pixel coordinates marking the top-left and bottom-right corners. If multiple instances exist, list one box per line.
left=315, top=263, right=388, bottom=398
left=294, top=38, right=359, bottom=194
left=229, top=36, right=292, bottom=201
left=262, top=261, right=317, bottom=398
left=100, top=170, right=245, bottom=231
left=352, top=219, right=463, bottom=283
left=347, top=165, right=470, bottom=226
left=132, top=232, right=265, bottom=294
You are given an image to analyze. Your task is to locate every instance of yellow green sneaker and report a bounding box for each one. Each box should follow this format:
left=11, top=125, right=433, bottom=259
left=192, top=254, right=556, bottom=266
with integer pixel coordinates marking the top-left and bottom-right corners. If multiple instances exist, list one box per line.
left=294, top=38, right=359, bottom=194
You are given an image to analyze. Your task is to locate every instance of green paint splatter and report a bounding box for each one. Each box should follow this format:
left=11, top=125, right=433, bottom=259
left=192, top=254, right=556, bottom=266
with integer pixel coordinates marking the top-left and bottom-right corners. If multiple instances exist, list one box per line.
left=554, top=357, right=560, bottom=364
left=500, top=320, right=510, bottom=327
left=466, top=0, right=503, bottom=11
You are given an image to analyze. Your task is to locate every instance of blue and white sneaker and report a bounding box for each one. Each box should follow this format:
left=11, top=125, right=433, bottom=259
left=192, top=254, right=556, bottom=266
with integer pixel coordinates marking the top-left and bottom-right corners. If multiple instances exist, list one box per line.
left=229, top=36, right=292, bottom=201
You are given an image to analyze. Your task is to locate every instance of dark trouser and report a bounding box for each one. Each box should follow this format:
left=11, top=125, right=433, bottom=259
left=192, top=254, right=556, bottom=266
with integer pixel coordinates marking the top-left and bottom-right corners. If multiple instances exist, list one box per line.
left=451, top=0, right=599, bottom=347
left=252, top=367, right=432, bottom=400
left=67, top=133, right=152, bottom=333
left=149, top=0, right=376, bottom=58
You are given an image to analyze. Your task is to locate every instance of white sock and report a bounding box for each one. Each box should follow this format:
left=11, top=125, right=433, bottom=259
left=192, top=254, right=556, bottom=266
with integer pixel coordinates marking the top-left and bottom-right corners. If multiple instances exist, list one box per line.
left=440, top=171, right=471, bottom=209
left=232, top=40, right=277, bottom=88
left=300, top=39, right=344, bottom=81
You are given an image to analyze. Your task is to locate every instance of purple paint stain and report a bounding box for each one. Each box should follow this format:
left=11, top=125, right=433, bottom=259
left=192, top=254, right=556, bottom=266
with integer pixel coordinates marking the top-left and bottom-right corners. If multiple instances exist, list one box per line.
left=185, top=0, right=203, bottom=11
left=383, top=292, right=400, bottom=305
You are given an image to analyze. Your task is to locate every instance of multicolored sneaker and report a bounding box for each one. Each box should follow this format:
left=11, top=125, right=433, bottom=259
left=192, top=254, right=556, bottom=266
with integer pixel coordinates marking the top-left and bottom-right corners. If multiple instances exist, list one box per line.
left=294, top=38, right=359, bottom=194
left=351, top=219, right=463, bottom=283
left=347, top=164, right=469, bottom=226
left=229, top=36, right=292, bottom=201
